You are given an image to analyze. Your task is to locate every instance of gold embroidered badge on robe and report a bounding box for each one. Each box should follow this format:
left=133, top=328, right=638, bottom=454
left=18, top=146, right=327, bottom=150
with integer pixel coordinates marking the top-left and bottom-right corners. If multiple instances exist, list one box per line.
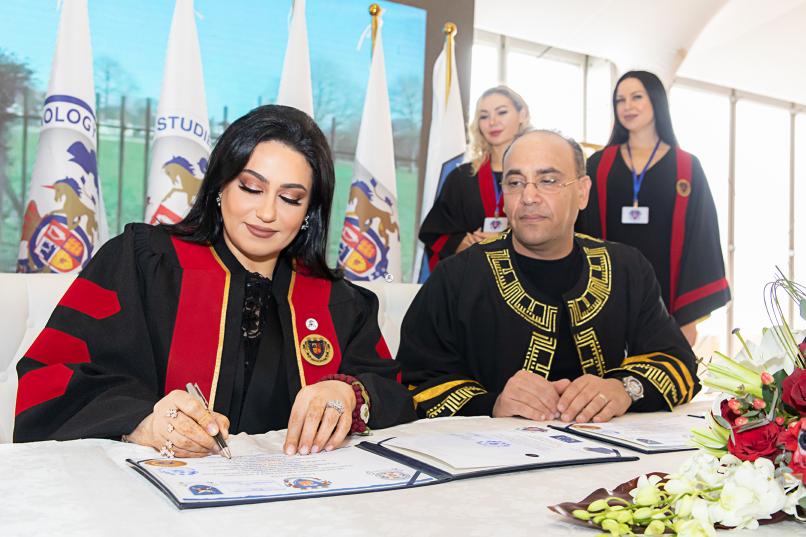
left=676, top=178, right=691, bottom=197
left=300, top=334, right=334, bottom=366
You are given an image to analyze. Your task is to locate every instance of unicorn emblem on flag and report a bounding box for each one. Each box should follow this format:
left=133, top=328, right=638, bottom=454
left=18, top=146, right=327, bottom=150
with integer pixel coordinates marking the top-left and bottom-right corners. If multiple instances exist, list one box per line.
left=45, top=178, right=98, bottom=238
left=338, top=177, right=399, bottom=281
left=17, top=141, right=99, bottom=273
left=347, top=178, right=399, bottom=247
left=159, top=155, right=208, bottom=206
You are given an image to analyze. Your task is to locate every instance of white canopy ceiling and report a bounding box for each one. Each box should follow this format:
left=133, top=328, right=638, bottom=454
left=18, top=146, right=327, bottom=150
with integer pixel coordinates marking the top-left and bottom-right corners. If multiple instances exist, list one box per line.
left=475, top=0, right=806, bottom=105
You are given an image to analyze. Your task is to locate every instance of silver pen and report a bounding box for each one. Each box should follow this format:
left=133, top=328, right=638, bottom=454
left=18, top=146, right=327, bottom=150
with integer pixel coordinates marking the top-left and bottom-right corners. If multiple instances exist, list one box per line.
left=185, top=382, right=232, bottom=459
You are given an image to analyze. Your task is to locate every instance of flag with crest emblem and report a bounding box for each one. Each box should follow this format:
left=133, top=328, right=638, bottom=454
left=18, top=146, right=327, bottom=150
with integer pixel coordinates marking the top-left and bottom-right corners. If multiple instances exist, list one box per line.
left=337, top=14, right=401, bottom=282
left=143, top=0, right=211, bottom=225
left=17, top=0, right=109, bottom=274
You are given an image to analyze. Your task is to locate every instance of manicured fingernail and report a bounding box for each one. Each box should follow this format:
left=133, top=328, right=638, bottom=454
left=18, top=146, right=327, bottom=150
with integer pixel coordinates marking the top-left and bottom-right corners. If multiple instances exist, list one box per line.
left=554, top=412, right=560, bottom=419
left=285, top=445, right=295, bottom=455
left=557, top=404, right=565, bottom=412
left=207, top=423, right=219, bottom=435
left=299, top=446, right=309, bottom=455
left=311, top=445, right=320, bottom=454
left=561, top=414, right=570, bottom=422
left=539, top=415, right=546, bottom=421
left=325, top=444, right=333, bottom=452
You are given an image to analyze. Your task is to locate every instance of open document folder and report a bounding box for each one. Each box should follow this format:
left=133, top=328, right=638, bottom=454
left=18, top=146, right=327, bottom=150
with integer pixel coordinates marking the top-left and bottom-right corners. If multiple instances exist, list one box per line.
left=127, top=424, right=636, bottom=509
left=548, top=413, right=703, bottom=454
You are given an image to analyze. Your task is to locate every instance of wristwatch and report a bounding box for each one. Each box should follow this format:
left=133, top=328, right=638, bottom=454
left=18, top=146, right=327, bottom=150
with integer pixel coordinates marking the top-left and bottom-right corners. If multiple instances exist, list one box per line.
left=622, top=376, right=645, bottom=402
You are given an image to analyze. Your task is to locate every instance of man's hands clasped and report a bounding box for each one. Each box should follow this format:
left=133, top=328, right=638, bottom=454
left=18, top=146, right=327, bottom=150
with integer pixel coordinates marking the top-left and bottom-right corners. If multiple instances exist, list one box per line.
left=492, top=372, right=632, bottom=423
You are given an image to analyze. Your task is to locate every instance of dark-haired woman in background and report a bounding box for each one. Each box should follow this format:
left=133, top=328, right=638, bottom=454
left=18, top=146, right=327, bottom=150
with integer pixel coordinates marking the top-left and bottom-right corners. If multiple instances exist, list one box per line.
left=14, top=105, right=415, bottom=456
left=576, top=71, right=729, bottom=345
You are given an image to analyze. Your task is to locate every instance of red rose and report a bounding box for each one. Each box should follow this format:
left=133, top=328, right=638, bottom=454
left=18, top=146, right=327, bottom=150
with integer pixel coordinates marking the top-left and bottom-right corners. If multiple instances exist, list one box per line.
left=791, top=436, right=806, bottom=480
left=782, top=368, right=806, bottom=415
left=728, top=421, right=782, bottom=462
left=779, top=419, right=804, bottom=452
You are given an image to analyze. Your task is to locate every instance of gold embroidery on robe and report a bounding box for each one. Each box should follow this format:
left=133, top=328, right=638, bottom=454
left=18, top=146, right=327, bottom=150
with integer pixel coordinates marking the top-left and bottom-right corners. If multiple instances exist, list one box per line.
left=574, top=327, right=605, bottom=376
left=425, top=385, right=488, bottom=418
left=523, top=332, right=557, bottom=377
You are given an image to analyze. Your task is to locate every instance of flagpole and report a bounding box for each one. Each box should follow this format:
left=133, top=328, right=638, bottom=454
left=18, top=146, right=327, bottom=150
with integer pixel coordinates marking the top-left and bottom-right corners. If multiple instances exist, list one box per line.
left=370, top=3, right=381, bottom=55
left=443, top=22, right=457, bottom=106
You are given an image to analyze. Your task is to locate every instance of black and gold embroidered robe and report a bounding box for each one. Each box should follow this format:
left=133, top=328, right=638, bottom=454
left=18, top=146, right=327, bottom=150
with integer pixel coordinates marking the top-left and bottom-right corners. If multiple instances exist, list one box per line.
left=398, top=232, right=700, bottom=418
left=14, top=224, right=415, bottom=442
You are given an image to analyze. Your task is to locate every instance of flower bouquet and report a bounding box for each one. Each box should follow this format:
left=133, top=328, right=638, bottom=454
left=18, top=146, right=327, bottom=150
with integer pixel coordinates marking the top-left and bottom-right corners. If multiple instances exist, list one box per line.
left=551, top=272, right=806, bottom=535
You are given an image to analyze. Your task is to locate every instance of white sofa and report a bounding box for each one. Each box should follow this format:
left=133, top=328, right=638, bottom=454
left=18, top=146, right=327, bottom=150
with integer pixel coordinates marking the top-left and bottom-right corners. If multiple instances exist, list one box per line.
left=0, top=273, right=420, bottom=443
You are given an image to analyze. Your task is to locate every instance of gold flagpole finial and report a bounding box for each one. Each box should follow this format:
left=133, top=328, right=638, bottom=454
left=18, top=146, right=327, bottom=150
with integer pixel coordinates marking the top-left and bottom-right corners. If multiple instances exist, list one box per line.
left=370, top=4, right=382, bottom=54
left=443, top=22, right=458, bottom=105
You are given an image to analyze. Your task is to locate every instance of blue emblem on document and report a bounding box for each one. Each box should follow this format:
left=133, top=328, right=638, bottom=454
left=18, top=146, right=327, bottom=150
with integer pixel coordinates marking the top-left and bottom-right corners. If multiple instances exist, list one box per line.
left=477, top=440, right=511, bottom=447
left=284, top=477, right=332, bottom=490
left=189, top=484, right=222, bottom=495
left=550, top=435, right=582, bottom=444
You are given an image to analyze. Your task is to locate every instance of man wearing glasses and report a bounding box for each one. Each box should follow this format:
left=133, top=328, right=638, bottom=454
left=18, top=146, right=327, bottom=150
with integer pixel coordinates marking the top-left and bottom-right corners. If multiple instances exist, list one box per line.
left=398, top=130, right=699, bottom=423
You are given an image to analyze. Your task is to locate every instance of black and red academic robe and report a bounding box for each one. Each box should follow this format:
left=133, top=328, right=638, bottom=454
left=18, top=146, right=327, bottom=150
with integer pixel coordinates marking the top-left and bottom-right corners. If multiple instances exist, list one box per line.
left=576, top=145, right=730, bottom=326
left=419, top=160, right=504, bottom=271
left=397, top=232, right=700, bottom=419
left=14, top=224, right=415, bottom=442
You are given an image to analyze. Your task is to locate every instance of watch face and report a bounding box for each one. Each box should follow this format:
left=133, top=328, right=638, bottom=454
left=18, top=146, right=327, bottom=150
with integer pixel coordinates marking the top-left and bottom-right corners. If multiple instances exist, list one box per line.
left=624, top=376, right=644, bottom=400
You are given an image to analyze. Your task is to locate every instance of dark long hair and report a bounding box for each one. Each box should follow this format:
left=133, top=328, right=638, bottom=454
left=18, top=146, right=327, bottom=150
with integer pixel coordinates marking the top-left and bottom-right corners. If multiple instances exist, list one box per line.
left=606, top=70, right=678, bottom=147
left=163, top=104, right=337, bottom=279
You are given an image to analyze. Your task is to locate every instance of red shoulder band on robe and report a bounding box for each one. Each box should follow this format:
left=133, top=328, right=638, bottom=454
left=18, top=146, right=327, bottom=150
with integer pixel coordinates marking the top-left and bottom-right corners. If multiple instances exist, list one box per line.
left=168, top=240, right=349, bottom=401
left=595, top=145, right=721, bottom=314
left=167, top=237, right=230, bottom=407
left=288, top=266, right=343, bottom=386
left=477, top=159, right=503, bottom=218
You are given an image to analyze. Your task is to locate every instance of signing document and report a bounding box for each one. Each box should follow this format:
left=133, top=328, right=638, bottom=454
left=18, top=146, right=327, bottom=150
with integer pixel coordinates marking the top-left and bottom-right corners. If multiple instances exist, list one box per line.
left=129, top=421, right=636, bottom=508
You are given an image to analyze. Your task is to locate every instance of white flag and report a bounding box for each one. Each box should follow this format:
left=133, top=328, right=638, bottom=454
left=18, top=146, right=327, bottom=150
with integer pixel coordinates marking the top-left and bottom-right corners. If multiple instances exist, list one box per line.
left=277, top=0, right=314, bottom=117
left=143, top=0, right=211, bottom=225
left=17, top=0, right=108, bottom=274
left=337, top=21, right=401, bottom=282
left=415, top=34, right=465, bottom=282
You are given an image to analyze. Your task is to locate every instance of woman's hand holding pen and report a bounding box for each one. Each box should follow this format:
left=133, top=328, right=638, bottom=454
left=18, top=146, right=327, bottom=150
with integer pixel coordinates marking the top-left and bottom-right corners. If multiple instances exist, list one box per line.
left=126, top=390, right=230, bottom=458
left=283, top=380, right=355, bottom=456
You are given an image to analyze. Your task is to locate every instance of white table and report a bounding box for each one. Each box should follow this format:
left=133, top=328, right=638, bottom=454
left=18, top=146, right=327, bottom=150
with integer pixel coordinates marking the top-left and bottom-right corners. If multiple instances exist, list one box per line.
left=2, top=405, right=801, bottom=537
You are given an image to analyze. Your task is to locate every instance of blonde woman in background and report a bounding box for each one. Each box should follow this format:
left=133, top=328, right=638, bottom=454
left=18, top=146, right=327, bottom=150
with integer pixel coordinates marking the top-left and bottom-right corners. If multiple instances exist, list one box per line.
left=419, top=85, right=531, bottom=271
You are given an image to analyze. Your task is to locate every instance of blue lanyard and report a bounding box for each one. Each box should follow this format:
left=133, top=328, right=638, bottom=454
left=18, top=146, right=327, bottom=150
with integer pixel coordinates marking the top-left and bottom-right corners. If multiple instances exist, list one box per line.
left=626, top=139, right=661, bottom=207
left=493, top=172, right=503, bottom=217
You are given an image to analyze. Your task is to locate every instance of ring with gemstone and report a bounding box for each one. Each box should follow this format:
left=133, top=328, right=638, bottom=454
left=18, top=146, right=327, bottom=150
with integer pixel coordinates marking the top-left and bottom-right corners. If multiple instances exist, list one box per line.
left=325, top=399, right=345, bottom=415
left=165, top=408, right=178, bottom=419
left=159, top=440, right=175, bottom=459
left=167, top=423, right=175, bottom=434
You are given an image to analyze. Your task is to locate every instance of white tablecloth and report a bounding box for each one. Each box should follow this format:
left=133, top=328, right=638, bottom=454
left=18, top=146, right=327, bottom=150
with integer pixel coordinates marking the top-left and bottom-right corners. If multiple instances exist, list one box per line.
left=2, top=404, right=803, bottom=537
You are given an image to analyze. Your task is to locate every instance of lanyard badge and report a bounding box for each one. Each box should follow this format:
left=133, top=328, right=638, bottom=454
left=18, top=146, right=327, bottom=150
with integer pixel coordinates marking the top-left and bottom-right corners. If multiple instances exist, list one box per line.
left=621, top=139, right=661, bottom=225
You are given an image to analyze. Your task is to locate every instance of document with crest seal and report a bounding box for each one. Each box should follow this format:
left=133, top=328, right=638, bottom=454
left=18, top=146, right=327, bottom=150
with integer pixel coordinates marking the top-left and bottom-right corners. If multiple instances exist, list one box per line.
left=127, top=446, right=437, bottom=509
left=128, top=425, right=636, bottom=509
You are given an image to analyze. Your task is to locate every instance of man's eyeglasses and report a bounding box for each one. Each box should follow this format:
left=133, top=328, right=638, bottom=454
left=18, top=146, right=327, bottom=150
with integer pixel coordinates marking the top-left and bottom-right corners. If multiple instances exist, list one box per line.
left=501, top=176, right=582, bottom=195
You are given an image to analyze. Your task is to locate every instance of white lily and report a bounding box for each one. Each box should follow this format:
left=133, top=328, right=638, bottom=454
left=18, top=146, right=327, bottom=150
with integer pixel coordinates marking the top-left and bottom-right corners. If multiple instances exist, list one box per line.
left=733, top=327, right=801, bottom=375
